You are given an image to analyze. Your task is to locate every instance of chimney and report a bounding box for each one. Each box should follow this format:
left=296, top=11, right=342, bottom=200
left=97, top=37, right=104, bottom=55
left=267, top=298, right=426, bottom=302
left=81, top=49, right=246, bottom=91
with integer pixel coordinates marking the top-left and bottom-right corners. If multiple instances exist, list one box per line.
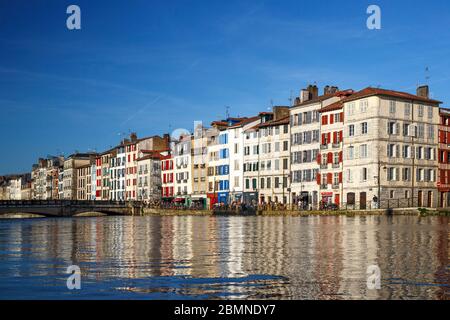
left=417, top=85, right=429, bottom=99
left=307, top=85, right=319, bottom=99
left=324, top=85, right=339, bottom=95
left=130, top=132, right=138, bottom=142
left=300, top=89, right=310, bottom=103
left=272, top=106, right=290, bottom=121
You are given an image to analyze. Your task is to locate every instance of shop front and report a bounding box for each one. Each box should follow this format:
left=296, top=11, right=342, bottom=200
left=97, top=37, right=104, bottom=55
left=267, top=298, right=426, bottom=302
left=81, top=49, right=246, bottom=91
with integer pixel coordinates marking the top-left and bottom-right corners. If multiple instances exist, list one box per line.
left=217, top=192, right=229, bottom=205
left=207, top=193, right=218, bottom=209
left=191, top=196, right=207, bottom=209
left=243, top=192, right=258, bottom=205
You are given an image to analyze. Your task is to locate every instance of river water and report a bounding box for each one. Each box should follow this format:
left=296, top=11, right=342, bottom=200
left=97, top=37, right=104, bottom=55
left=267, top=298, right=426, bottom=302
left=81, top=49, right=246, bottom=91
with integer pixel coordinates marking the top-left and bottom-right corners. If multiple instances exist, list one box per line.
left=0, top=215, right=448, bottom=300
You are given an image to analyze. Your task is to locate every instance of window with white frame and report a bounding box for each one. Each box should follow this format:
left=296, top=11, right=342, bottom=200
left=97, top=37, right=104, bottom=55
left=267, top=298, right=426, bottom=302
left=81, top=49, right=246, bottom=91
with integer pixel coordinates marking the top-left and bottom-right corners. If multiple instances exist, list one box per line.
left=348, top=146, right=354, bottom=160
left=418, top=105, right=424, bottom=117
left=360, top=99, right=368, bottom=113
left=361, top=122, right=368, bottom=135
left=389, top=101, right=396, bottom=114
left=348, top=125, right=355, bottom=137
left=404, top=103, right=411, bottom=117
left=360, top=144, right=368, bottom=158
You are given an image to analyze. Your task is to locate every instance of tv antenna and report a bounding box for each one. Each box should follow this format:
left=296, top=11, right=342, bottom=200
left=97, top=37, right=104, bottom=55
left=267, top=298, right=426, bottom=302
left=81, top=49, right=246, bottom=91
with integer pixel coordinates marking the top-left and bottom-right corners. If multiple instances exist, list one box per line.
left=225, top=106, right=230, bottom=119
left=425, top=66, right=430, bottom=84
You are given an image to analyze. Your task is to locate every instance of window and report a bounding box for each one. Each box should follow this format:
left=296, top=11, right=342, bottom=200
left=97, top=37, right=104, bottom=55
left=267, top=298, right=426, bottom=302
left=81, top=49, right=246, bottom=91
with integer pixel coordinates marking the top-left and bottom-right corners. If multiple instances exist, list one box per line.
left=402, top=168, right=411, bottom=181
left=283, top=141, right=289, bottom=151
left=404, top=103, right=411, bottom=117
left=348, top=146, right=354, bottom=160
left=274, top=142, right=280, bottom=152
left=387, top=144, right=396, bottom=157
left=427, top=125, right=434, bottom=140
left=360, top=144, right=368, bottom=158
left=390, top=190, right=395, bottom=199
left=403, top=123, right=410, bottom=136
left=360, top=99, right=368, bottom=113
left=402, top=145, right=411, bottom=158
left=347, top=102, right=355, bottom=116
left=388, top=122, right=397, bottom=135
left=283, top=158, right=288, bottom=170
left=348, top=125, right=355, bottom=137
left=418, top=105, right=424, bottom=117
left=361, top=168, right=368, bottom=181
left=389, top=101, right=396, bottom=114
left=427, top=105, right=433, bottom=119
left=346, top=169, right=353, bottom=183
left=387, top=167, right=398, bottom=181
left=416, top=146, right=423, bottom=160
left=361, top=122, right=368, bottom=135
left=417, top=124, right=424, bottom=138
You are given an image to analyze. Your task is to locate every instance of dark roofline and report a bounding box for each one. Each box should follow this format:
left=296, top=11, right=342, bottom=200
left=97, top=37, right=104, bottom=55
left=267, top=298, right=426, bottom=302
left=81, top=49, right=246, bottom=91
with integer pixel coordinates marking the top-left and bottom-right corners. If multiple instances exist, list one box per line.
left=343, top=87, right=442, bottom=104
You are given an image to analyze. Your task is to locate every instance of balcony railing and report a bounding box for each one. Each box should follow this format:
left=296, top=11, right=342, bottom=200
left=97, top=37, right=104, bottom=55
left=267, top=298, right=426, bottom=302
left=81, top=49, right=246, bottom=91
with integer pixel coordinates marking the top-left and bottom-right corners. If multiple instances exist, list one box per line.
left=320, top=164, right=328, bottom=169
left=332, top=142, right=341, bottom=148
left=320, top=144, right=328, bottom=150
left=332, top=184, right=340, bottom=189
left=332, top=163, right=340, bottom=169
left=320, top=184, right=328, bottom=190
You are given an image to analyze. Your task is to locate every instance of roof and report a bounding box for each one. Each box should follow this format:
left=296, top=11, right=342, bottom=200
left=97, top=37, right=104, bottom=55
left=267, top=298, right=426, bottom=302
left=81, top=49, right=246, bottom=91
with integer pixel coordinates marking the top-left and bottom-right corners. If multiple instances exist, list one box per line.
left=343, top=87, right=442, bottom=104
left=439, top=107, right=450, bottom=115
left=320, top=101, right=344, bottom=113
left=292, top=93, right=338, bottom=108
left=252, top=116, right=290, bottom=129
left=228, top=116, right=260, bottom=129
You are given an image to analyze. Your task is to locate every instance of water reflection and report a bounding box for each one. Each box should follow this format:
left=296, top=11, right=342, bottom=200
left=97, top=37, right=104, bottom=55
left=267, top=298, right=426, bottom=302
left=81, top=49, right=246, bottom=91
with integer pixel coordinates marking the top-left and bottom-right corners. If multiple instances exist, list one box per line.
left=0, top=215, right=447, bottom=300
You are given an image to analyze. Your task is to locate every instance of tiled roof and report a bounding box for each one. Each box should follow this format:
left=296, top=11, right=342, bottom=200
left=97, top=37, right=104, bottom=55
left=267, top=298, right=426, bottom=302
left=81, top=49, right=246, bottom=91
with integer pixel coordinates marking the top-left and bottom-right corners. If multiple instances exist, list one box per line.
left=254, top=116, right=290, bottom=129
left=228, top=116, right=260, bottom=128
left=343, top=87, right=442, bottom=104
left=319, top=101, right=343, bottom=113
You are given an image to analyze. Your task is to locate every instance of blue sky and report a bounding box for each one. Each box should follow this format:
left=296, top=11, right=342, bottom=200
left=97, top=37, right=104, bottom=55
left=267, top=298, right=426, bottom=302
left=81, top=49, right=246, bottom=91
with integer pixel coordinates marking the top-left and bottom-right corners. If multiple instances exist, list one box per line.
left=1, top=0, right=450, bottom=174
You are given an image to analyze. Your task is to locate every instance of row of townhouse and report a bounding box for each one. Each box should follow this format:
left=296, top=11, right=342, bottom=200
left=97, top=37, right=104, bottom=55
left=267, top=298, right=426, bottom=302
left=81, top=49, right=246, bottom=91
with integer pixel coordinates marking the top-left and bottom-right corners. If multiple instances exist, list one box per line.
left=3, top=84, right=449, bottom=209
left=159, top=84, right=447, bottom=209
left=9, top=133, right=170, bottom=202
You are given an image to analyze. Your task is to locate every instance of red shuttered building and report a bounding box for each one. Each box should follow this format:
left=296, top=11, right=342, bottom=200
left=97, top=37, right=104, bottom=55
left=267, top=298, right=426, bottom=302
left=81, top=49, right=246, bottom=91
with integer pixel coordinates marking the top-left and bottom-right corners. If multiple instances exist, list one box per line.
left=438, top=108, right=450, bottom=207
left=318, top=102, right=344, bottom=206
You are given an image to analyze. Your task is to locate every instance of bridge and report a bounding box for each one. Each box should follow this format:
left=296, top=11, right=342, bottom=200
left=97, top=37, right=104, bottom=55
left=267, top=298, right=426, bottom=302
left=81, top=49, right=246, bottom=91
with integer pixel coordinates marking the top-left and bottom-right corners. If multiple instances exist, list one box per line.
left=0, top=200, right=139, bottom=217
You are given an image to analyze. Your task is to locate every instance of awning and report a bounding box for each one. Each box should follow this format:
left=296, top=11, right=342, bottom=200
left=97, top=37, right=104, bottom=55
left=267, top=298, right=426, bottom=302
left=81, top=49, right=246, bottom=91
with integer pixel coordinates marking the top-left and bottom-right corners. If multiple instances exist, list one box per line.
left=173, top=198, right=185, bottom=202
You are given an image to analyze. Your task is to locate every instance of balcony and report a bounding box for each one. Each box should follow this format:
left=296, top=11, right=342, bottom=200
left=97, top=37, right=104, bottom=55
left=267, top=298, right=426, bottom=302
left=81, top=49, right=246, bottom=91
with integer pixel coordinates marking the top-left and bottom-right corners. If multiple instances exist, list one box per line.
left=332, top=184, right=340, bottom=190
left=320, top=144, right=328, bottom=150
left=332, top=142, right=341, bottom=149
left=332, top=163, right=340, bottom=169
left=320, top=164, right=328, bottom=169
left=320, top=184, right=328, bottom=190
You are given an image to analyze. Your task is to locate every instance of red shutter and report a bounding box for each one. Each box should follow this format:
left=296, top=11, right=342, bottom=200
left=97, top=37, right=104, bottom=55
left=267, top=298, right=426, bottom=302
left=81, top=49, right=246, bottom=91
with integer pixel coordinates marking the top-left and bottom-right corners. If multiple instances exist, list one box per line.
left=339, top=172, right=343, bottom=183
left=327, top=152, right=333, bottom=164
left=339, top=131, right=343, bottom=142
left=321, top=133, right=325, bottom=145
left=322, top=115, right=328, bottom=125
left=439, top=130, right=444, bottom=143
left=334, top=194, right=340, bottom=205
left=317, top=154, right=322, bottom=165
left=327, top=133, right=331, bottom=145
left=316, top=173, right=321, bottom=185
left=340, top=112, right=344, bottom=122
left=330, top=114, right=334, bottom=124
left=327, top=173, right=332, bottom=184
left=333, top=132, right=337, bottom=144
left=447, top=132, right=450, bottom=143
left=339, top=151, right=343, bottom=163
